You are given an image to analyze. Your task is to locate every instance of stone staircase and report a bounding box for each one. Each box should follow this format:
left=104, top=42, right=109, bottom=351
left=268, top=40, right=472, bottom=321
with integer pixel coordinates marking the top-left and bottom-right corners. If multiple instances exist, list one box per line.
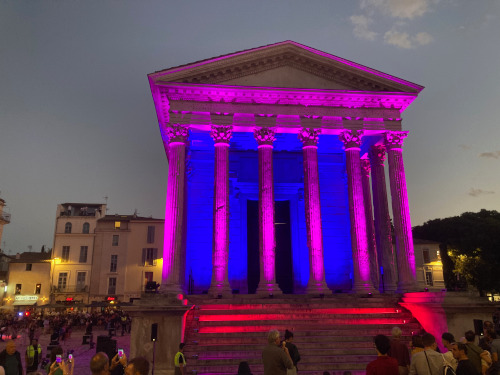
left=183, top=295, right=420, bottom=375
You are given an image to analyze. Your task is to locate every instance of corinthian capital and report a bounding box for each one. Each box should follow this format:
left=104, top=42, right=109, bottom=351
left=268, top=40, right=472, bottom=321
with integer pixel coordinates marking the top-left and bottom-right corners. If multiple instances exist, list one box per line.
left=384, top=131, right=409, bottom=149
left=339, top=129, right=364, bottom=149
left=361, top=159, right=371, bottom=176
left=254, top=127, right=276, bottom=146
left=164, top=124, right=189, bottom=143
left=298, top=128, right=321, bottom=147
left=210, top=125, right=233, bottom=144
left=369, top=145, right=387, bottom=165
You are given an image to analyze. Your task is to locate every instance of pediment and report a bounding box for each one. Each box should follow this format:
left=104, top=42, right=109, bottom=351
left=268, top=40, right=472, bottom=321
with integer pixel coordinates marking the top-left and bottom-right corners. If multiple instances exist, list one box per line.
left=150, top=41, right=423, bottom=93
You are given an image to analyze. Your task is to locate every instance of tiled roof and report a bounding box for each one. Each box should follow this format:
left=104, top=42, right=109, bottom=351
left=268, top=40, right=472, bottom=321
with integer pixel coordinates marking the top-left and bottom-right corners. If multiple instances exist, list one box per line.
left=10, top=251, right=52, bottom=263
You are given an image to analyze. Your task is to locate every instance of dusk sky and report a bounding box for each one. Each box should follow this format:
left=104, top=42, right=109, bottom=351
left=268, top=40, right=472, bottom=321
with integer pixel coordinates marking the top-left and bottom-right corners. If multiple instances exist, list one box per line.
left=1, top=1, right=499, bottom=253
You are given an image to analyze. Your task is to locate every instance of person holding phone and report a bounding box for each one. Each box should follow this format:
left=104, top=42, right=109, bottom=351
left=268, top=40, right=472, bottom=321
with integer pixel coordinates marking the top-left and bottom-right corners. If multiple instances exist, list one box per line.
left=45, top=346, right=64, bottom=375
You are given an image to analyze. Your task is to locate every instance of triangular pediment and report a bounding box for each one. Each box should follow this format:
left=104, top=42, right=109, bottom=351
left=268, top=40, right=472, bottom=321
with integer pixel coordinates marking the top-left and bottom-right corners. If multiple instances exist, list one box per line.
left=150, top=41, right=423, bottom=93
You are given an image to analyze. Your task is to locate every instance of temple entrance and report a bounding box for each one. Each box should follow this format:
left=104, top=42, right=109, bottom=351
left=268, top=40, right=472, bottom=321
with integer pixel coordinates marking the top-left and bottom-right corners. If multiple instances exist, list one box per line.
left=247, top=200, right=294, bottom=294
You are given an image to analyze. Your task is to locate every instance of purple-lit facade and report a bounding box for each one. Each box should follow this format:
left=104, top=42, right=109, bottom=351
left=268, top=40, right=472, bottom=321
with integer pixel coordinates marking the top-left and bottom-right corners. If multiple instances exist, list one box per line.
left=149, top=41, right=423, bottom=295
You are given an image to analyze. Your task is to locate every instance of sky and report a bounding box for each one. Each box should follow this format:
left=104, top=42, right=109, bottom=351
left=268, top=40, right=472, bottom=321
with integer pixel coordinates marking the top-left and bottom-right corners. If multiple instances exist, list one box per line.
left=0, top=0, right=499, bottom=254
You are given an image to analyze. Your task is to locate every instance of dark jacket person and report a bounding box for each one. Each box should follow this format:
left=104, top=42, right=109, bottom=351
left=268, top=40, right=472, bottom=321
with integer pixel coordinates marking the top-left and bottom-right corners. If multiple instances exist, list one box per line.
left=0, top=340, right=24, bottom=375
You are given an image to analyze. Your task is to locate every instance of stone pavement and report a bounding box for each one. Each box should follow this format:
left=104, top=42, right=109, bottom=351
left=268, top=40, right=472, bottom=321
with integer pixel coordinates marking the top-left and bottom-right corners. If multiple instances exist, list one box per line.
left=0, top=327, right=131, bottom=374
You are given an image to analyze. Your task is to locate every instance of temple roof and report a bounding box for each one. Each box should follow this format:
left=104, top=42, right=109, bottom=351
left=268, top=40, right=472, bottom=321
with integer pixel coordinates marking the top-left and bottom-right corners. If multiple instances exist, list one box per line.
left=149, top=41, right=423, bottom=93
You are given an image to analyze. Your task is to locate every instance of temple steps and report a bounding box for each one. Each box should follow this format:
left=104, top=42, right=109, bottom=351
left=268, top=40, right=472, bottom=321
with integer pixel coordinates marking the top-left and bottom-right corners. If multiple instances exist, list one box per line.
left=184, top=296, right=420, bottom=375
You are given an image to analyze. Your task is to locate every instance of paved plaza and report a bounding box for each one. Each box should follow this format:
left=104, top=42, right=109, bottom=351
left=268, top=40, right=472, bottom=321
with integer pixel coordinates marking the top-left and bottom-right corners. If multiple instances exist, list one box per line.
left=0, top=326, right=131, bottom=374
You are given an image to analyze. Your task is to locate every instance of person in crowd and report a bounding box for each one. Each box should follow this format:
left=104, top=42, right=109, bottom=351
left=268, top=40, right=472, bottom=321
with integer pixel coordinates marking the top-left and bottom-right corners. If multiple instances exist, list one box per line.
left=236, top=361, right=253, bottom=375
left=479, top=322, right=495, bottom=350
left=124, top=357, right=149, bottom=375
left=262, top=329, right=293, bottom=375
left=410, top=335, right=425, bottom=357
left=90, top=352, right=111, bottom=375
left=442, top=332, right=458, bottom=371
left=48, top=356, right=74, bottom=375
left=0, top=340, right=23, bottom=375
left=284, top=329, right=300, bottom=375
left=45, top=346, right=64, bottom=375
left=388, top=326, right=411, bottom=375
left=175, top=343, right=186, bottom=375
left=465, top=330, right=485, bottom=374
left=478, top=340, right=492, bottom=375
left=488, top=329, right=500, bottom=375
left=26, top=337, right=42, bottom=374
left=367, top=334, right=399, bottom=375
left=409, top=333, right=444, bottom=375
left=451, top=342, right=481, bottom=375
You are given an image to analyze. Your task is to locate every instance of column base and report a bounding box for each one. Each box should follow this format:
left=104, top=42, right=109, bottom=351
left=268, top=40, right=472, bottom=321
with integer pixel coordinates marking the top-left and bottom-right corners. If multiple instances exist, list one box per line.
left=159, top=282, right=183, bottom=296
left=208, top=282, right=232, bottom=298
left=305, top=280, right=330, bottom=295
left=256, top=282, right=282, bottom=296
left=351, top=281, right=378, bottom=295
left=397, top=280, right=418, bottom=293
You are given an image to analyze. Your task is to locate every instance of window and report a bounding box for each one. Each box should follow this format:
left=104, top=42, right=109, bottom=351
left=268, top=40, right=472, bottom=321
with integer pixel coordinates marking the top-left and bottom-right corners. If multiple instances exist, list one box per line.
left=147, top=226, right=155, bottom=243
left=145, top=272, right=153, bottom=283
left=108, top=278, right=116, bottom=295
left=79, top=246, right=88, bottom=263
left=83, top=222, right=90, bottom=234
left=26, top=264, right=32, bottom=271
left=35, top=284, right=41, bottom=294
left=112, top=235, right=119, bottom=246
left=57, top=273, right=68, bottom=291
left=423, top=249, right=430, bottom=264
left=110, top=255, right=118, bottom=272
left=65, top=222, right=72, bottom=234
left=142, top=248, right=158, bottom=266
left=425, top=271, right=434, bottom=286
left=15, top=284, right=22, bottom=295
left=114, top=221, right=121, bottom=229
left=76, top=272, right=86, bottom=291
left=62, top=246, right=70, bottom=262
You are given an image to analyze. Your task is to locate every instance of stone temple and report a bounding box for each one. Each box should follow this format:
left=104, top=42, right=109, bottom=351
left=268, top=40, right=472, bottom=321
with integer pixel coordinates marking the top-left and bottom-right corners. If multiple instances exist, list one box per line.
left=127, top=41, right=494, bottom=375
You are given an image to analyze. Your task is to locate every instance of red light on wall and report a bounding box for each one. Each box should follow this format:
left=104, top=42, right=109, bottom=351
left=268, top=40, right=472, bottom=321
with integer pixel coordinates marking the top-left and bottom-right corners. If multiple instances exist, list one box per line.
left=106, top=296, right=116, bottom=301
left=177, top=294, right=184, bottom=300
left=66, top=297, right=74, bottom=302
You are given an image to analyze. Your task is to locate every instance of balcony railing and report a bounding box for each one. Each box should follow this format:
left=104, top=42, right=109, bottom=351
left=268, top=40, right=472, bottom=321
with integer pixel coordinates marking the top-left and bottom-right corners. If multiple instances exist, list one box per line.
left=52, top=285, right=88, bottom=293
left=0, top=212, right=10, bottom=223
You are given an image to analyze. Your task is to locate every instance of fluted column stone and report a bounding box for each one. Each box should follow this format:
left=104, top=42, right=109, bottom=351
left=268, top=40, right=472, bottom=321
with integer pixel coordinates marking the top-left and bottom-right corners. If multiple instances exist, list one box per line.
left=360, top=159, right=380, bottom=290
left=161, top=124, right=189, bottom=294
left=339, top=130, right=376, bottom=294
left=384, top=131, right=417, bottom=292
left=254, top=127, right=282, bottom=295
left=208, top=125, right=233, bottom=297
left=298, top=128, right=329, bottom=294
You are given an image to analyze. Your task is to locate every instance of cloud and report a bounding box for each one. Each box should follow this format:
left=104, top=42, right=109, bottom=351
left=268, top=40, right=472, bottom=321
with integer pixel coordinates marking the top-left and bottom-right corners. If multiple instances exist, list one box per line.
left=458, top=144, right=471, bottom=150
left=361, top=0, right=430, bottom=19
left=350, top=15, right=378, bottom=41
left=414, top=32, right=433, bottom=45
left=384, top=29, right=434, bottom=48
left=468, top=188, right=495, bottom=197
left=479, top=151, right=500, bottom=159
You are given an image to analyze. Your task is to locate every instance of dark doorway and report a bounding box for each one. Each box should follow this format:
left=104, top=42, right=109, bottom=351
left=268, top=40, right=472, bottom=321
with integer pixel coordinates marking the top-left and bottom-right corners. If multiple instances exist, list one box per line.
left=247, top=200, right=294, bottom=294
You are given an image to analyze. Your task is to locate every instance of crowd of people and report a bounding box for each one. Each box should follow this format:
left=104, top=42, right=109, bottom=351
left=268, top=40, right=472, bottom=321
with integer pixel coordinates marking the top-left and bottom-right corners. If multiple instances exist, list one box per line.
left=252, top=323, right=500, bottom=375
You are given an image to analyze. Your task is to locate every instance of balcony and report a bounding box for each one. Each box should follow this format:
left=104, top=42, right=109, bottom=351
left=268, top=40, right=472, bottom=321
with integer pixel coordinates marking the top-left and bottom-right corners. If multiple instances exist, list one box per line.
left=0, top=212, right=10, bottom=224
left=52, top=285, right=88, bottom=293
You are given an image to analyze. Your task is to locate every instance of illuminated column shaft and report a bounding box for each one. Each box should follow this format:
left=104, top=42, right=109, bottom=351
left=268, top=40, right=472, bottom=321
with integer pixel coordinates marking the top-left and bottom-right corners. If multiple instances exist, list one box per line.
left=209, top=125, right=232, bottom=296
left=361, top=159, right=380, bottom=290
left=369, top=145, right=397, bottom=292
left=161, top=124, right=189, bottom=294
left=339, top=130, right=375, bottom=294
left=298, top=128, right=329, bottom=294
left=385, top=131, right=417, bottom=292
left=254, top=128, right=281, bottom=295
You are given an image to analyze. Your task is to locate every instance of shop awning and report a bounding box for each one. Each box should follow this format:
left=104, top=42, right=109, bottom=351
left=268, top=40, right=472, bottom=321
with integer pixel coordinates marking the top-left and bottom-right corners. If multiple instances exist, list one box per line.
left=13, top=300, right=37, bottom=306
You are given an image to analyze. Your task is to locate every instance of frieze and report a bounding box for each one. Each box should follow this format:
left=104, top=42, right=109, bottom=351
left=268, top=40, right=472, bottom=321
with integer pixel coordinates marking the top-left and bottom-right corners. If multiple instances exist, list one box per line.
left=339, top=129, right=364, bottom=149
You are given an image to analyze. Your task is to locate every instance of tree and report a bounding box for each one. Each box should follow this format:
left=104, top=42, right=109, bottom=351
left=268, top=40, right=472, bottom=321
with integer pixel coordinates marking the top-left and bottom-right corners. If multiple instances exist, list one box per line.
left=413, top=209, right=500, bottom=296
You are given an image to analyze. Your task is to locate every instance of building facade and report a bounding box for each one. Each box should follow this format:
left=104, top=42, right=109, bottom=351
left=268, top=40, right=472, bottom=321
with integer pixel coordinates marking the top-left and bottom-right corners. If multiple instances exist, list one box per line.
left=51, top=203, right=106, bottom=305
left=90, top=215, right=164, bottom=303
left=414, top=239, right=445, bottom=290
left=4, top=251, right=51, bottom=310
left=148, top=41, right=423, bottom=296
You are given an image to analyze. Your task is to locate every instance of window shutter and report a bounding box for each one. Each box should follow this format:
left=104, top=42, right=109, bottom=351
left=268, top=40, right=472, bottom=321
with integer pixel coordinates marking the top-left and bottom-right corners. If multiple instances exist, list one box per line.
left=153, top=248, right=158, bottom=260
left=142, top=248, right=146, bottom=265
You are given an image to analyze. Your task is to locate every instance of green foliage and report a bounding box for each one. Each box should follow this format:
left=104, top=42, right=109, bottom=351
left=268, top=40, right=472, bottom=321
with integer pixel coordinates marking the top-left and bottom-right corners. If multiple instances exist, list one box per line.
left=413, top=209, right=500, bottom=295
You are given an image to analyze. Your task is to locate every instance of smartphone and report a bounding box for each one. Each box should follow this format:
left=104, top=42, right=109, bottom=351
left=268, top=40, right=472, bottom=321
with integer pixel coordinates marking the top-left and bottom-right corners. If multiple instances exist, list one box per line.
left=68, top=354, right=73, bottom=363
left=118, top=349, right=124, bottom=358
left=56, top=355, right=62, bottom=363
